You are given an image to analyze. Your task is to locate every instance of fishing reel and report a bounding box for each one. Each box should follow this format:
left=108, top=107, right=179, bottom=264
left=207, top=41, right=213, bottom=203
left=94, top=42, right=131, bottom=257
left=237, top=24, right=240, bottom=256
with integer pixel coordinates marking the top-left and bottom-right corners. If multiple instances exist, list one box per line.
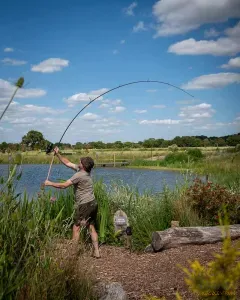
left=46, top=143, right=54, bottom=155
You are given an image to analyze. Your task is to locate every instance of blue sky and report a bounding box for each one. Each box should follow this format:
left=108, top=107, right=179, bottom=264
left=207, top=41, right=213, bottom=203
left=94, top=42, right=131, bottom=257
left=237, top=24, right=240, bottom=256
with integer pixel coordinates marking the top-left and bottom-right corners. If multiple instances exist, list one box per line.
left=0, top=0, right=239, bottom=143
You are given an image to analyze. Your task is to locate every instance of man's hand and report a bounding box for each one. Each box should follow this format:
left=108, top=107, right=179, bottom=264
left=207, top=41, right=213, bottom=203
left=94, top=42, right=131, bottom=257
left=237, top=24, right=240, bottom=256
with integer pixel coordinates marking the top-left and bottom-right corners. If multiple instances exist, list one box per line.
left=44, top=180, right=51, bottom=186
left=54, top=146, right=59, bottom=154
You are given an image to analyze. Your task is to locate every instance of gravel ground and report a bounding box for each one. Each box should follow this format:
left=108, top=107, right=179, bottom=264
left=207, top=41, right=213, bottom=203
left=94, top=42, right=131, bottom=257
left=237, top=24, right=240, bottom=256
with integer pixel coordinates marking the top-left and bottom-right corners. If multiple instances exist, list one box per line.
left=85, top=240, right=240, bottom=300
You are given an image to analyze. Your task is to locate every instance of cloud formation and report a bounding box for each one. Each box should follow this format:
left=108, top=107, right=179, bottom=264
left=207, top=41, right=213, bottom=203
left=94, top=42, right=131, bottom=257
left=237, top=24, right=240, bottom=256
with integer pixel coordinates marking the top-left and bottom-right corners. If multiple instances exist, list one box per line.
left=0, top=79, right=46, bottom=102
left=182, top=73, right=240, bottom=90
left=168, top=22, right=240, bottom=56
left=133, top=21, right=147, bottom=33
left=221, top=57, right=240, bottom=69
left=31, top=58, right=69, bottom=73
left=4, top=47, right=14, bottom=52
left=65, top=88, right=109, bottom=107
left=134, top=109, right=147, bottom=114
left=124, top=2, right=137, bottom=16
left=2, top=58, right=27, bottom=66
left=109, top=106, right=126, bottom=113
left=153, top=0, right=240, bottom=37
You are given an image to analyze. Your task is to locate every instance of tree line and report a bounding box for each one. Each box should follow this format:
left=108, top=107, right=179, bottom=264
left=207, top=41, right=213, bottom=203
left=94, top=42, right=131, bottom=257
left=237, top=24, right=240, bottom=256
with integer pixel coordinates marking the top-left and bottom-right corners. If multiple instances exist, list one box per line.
left=0, top=130, right=240, bottom=153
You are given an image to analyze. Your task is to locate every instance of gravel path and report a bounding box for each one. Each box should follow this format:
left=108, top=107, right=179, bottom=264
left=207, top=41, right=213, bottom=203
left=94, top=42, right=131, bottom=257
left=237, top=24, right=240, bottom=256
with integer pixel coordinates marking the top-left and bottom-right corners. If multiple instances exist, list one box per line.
left=86, top=240, right=240, bottom=300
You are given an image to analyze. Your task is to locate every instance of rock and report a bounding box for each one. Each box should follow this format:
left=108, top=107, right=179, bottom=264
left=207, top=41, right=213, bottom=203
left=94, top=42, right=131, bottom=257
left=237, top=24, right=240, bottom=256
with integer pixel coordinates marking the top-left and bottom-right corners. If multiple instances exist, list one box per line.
left=144, top=244, right=154, bottom=253
left=97, top=282, right=128, bottom=300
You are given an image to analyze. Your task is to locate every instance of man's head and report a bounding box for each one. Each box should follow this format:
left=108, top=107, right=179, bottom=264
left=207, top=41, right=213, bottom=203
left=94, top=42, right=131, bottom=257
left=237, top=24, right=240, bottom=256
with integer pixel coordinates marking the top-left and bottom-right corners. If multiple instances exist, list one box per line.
left=79, top=157, right=94, bottom=173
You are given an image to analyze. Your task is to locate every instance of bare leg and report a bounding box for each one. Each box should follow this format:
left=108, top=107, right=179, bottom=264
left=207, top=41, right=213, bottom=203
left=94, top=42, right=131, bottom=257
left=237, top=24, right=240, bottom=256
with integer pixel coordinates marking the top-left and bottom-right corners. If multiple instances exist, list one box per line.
left=72, top=224, right=81, bottom=241
left=89, top=224, right=100, bottom=258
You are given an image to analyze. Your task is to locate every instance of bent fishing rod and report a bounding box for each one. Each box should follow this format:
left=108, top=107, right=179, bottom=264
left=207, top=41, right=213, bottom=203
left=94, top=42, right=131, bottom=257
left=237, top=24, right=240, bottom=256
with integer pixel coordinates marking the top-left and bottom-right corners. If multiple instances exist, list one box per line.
left=46, top=80, right=194, bottom=180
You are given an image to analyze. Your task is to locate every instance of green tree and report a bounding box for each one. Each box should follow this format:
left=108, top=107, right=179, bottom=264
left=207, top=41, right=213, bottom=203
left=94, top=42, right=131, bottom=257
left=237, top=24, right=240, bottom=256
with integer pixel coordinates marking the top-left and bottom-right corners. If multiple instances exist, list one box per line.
left=21, top=130, right=45, bottom=150
left=0, top=142, right=8, bottom=153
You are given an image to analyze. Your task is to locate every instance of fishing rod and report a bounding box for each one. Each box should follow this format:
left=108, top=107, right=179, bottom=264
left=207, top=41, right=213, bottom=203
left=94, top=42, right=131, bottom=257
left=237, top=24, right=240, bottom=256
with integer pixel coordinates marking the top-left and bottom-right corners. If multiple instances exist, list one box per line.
left=45, top=80, right=194, bottom=179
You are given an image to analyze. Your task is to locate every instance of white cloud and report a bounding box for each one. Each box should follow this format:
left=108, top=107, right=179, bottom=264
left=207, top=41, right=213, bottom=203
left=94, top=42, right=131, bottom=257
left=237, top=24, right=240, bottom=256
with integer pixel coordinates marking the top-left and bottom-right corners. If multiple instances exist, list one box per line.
left=168, top=22, right=240, bottom=56
left=81, top=113, right=100, bottom=121
left=204, top=28, right=220, bottom=38
left=120, top=40, right=125, bottom=44
left=101, top=99, right=122, bottom=107
left=9, top=117, right=37, bottom=124
left=0, top=79, right=46, bottom=102
left=124, top=2, right=137, bottom=16
left=133, top=21, right=147, bottom=33
left=140, top=119, right=180, bottom=125
left=109, top=106, right=126, bottom=113
left=134, top=109, right=147, bottom=114
left=65, top=88, right=109, bottom=107
left=97, top=128, right=122, bottom=134
left=2, top=58, right=27, bottom=66
left=146, top=89, right=157, bottom=93
left=113, top=50, right=119, bottom=55
left=176, top=99, right=198, bottom=105
left=182, top=73, right=240, bottom=90
left=31, top=58, right=69, bottom=73
left=152, top=105, right=166, bottom=108
left=221, top=57, right=240, bottom=69
left=99, top=103, right=110, bottom=109
left=179, top=103, right=215, bottom=119
left=4, top=48, right=14, bottom=52
left=152, top=0, right=240, bottom=37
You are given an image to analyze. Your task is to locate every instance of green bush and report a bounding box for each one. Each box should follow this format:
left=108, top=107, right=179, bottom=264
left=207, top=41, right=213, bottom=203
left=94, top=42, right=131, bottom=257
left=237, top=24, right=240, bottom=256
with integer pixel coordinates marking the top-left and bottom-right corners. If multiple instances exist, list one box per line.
left=187, top=148, right=204, bottom=161
left=163, top=152, right=189, bottom=164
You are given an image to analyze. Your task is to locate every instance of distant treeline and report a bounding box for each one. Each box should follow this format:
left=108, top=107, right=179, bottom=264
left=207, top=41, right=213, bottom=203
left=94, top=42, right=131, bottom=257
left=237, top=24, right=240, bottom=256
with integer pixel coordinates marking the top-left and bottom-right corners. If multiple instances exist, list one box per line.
left=0, top=130, right=240, bottom=153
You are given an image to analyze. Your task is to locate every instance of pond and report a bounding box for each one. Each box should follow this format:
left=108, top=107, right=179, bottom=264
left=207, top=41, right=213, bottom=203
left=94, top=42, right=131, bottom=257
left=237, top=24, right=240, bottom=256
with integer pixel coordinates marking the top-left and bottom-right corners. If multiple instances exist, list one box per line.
left=0, top=164, right=195, bottom=197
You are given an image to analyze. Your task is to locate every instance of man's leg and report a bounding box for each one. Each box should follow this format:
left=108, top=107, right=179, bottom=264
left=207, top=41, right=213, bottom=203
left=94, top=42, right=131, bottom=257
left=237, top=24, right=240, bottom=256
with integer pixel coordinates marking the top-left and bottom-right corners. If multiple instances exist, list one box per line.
left=89, top=224, right=100, bottom=258
left=72, top=224, right=81, bottom=241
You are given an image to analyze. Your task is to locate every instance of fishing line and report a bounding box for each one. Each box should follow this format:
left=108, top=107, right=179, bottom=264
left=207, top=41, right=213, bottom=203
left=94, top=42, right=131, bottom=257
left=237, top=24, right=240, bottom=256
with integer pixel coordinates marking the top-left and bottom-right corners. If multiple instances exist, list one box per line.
left=46, top=80, right=194, bottom=179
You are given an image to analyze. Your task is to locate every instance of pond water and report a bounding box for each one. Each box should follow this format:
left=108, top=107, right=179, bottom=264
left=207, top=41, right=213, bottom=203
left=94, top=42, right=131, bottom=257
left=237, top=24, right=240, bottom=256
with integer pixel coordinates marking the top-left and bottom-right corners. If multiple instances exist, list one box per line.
left=0, top=164, right=195, bottom=197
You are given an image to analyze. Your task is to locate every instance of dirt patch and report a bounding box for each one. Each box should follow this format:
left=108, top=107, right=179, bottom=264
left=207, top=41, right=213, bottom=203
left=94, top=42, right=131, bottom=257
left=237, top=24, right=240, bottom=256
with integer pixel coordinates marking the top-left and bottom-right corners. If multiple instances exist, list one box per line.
left=83, top=240, right=240, bottom=300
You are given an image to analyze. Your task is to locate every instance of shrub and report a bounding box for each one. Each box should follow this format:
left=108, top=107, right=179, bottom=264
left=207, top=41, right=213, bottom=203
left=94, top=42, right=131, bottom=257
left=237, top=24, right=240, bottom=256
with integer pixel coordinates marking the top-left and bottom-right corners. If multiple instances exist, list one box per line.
left=186, top=179, right=240, bottom=225
left=168, top=144, right=178, bottom=152
left=235, top=144, right=240, bottom=152
left=187, top=148, right=204, bottom=161
left=163, top=152, right=189, bottom=164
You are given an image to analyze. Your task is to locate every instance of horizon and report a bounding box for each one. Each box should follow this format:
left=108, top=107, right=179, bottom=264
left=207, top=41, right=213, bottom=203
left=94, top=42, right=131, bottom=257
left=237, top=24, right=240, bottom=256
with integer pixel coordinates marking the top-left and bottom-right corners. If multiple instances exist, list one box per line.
left=0, top=0, right=240, bottom=144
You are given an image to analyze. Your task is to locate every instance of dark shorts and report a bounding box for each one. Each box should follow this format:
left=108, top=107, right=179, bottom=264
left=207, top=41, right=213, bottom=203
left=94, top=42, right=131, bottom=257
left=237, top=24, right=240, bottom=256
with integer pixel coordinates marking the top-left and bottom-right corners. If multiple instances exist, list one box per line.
left=74, top=201, right=98, bottom=227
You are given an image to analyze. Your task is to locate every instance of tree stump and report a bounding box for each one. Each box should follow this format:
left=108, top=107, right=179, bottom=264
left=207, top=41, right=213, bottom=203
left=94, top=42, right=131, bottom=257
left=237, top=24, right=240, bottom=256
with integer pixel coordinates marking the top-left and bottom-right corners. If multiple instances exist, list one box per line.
left=152, top=225, right=240, bottom=252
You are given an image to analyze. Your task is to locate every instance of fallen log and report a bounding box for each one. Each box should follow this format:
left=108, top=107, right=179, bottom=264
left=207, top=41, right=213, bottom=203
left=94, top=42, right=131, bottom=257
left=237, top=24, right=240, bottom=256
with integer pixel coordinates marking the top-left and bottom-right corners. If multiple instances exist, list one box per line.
left=151, top=225, right=240, bottom=252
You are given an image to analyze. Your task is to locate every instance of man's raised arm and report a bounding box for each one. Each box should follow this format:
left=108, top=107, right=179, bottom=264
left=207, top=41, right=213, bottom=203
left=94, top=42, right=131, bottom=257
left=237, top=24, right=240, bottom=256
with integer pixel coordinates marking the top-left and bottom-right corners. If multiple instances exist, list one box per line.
left=54, top=147, right=77, bottom=171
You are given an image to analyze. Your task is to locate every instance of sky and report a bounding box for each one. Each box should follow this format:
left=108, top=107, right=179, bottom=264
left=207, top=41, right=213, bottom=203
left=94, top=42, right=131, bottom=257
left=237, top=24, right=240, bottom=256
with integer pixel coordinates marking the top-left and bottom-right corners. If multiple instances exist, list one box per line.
left=0, top=0, right=240, bottom=144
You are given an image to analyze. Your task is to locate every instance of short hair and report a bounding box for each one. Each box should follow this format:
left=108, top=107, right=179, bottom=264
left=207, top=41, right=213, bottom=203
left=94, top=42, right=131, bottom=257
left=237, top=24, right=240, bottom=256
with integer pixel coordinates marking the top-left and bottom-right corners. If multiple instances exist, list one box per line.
left=80, top=157, right=94, bottom=173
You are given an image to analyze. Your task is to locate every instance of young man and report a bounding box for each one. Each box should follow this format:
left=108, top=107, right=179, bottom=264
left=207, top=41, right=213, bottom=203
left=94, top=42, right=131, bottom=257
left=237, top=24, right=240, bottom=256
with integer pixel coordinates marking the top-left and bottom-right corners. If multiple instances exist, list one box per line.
left=44, top=147, right=100, bottom=258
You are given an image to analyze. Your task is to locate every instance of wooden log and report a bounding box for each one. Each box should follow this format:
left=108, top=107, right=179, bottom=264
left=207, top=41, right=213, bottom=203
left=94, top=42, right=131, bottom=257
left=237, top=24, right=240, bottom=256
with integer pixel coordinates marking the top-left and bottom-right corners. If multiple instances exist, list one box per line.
left=151, top=225, right=240, bottom=252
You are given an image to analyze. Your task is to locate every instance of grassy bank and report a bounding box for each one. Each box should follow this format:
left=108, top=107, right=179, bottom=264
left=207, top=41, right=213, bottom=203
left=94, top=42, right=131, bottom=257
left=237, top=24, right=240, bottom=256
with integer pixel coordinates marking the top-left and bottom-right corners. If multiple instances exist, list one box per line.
left=0, top=164, right=96, bottom=300
left=1, top=150, right=240, bottom=298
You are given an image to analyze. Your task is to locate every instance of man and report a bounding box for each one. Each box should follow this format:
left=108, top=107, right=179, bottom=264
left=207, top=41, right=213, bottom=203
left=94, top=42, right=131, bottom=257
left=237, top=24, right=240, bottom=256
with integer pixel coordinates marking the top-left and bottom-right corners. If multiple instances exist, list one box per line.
left=44, top=147, right=100, bottom=258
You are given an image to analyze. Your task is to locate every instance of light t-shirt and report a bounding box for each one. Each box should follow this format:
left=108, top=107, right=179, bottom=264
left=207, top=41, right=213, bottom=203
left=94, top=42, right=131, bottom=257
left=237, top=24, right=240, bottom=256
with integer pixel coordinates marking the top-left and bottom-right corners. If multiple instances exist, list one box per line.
left=70, top=168, right=95, bottom=205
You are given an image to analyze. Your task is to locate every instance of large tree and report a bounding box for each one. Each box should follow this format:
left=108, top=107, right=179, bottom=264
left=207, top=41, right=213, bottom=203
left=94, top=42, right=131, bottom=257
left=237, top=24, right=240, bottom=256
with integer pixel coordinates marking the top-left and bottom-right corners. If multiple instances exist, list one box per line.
left=21, top=130, right=46, bottom=150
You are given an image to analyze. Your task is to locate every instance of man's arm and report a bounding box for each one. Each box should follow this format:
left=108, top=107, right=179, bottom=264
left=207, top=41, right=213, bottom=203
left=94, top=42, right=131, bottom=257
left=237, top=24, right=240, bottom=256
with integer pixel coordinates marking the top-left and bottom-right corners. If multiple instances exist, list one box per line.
left=44, top=179, right=73, bottom=189
left=54, top=147, right=77, bottom=171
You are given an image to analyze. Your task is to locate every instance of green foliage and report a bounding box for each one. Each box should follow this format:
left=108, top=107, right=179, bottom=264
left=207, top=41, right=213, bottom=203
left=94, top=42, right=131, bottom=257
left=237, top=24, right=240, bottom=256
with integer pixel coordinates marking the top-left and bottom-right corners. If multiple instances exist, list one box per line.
left=168, top=144, right=178, bottom=152
left=163, top=152, right=189, bottom=164
left=186, top=179, right=240, bottom=225
left=187, top=148, right=204, bottom=161
left=21, top=130, right=47, bottom=150
left=0, top=162, right=94, bottom=299
left=235, top=144, right=240, bottom=152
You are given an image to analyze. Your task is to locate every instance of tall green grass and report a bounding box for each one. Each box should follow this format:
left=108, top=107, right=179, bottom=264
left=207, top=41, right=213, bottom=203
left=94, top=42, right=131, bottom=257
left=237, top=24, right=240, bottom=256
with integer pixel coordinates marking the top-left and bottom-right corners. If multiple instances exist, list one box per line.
left=0, top=162, right=95, bottom=300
